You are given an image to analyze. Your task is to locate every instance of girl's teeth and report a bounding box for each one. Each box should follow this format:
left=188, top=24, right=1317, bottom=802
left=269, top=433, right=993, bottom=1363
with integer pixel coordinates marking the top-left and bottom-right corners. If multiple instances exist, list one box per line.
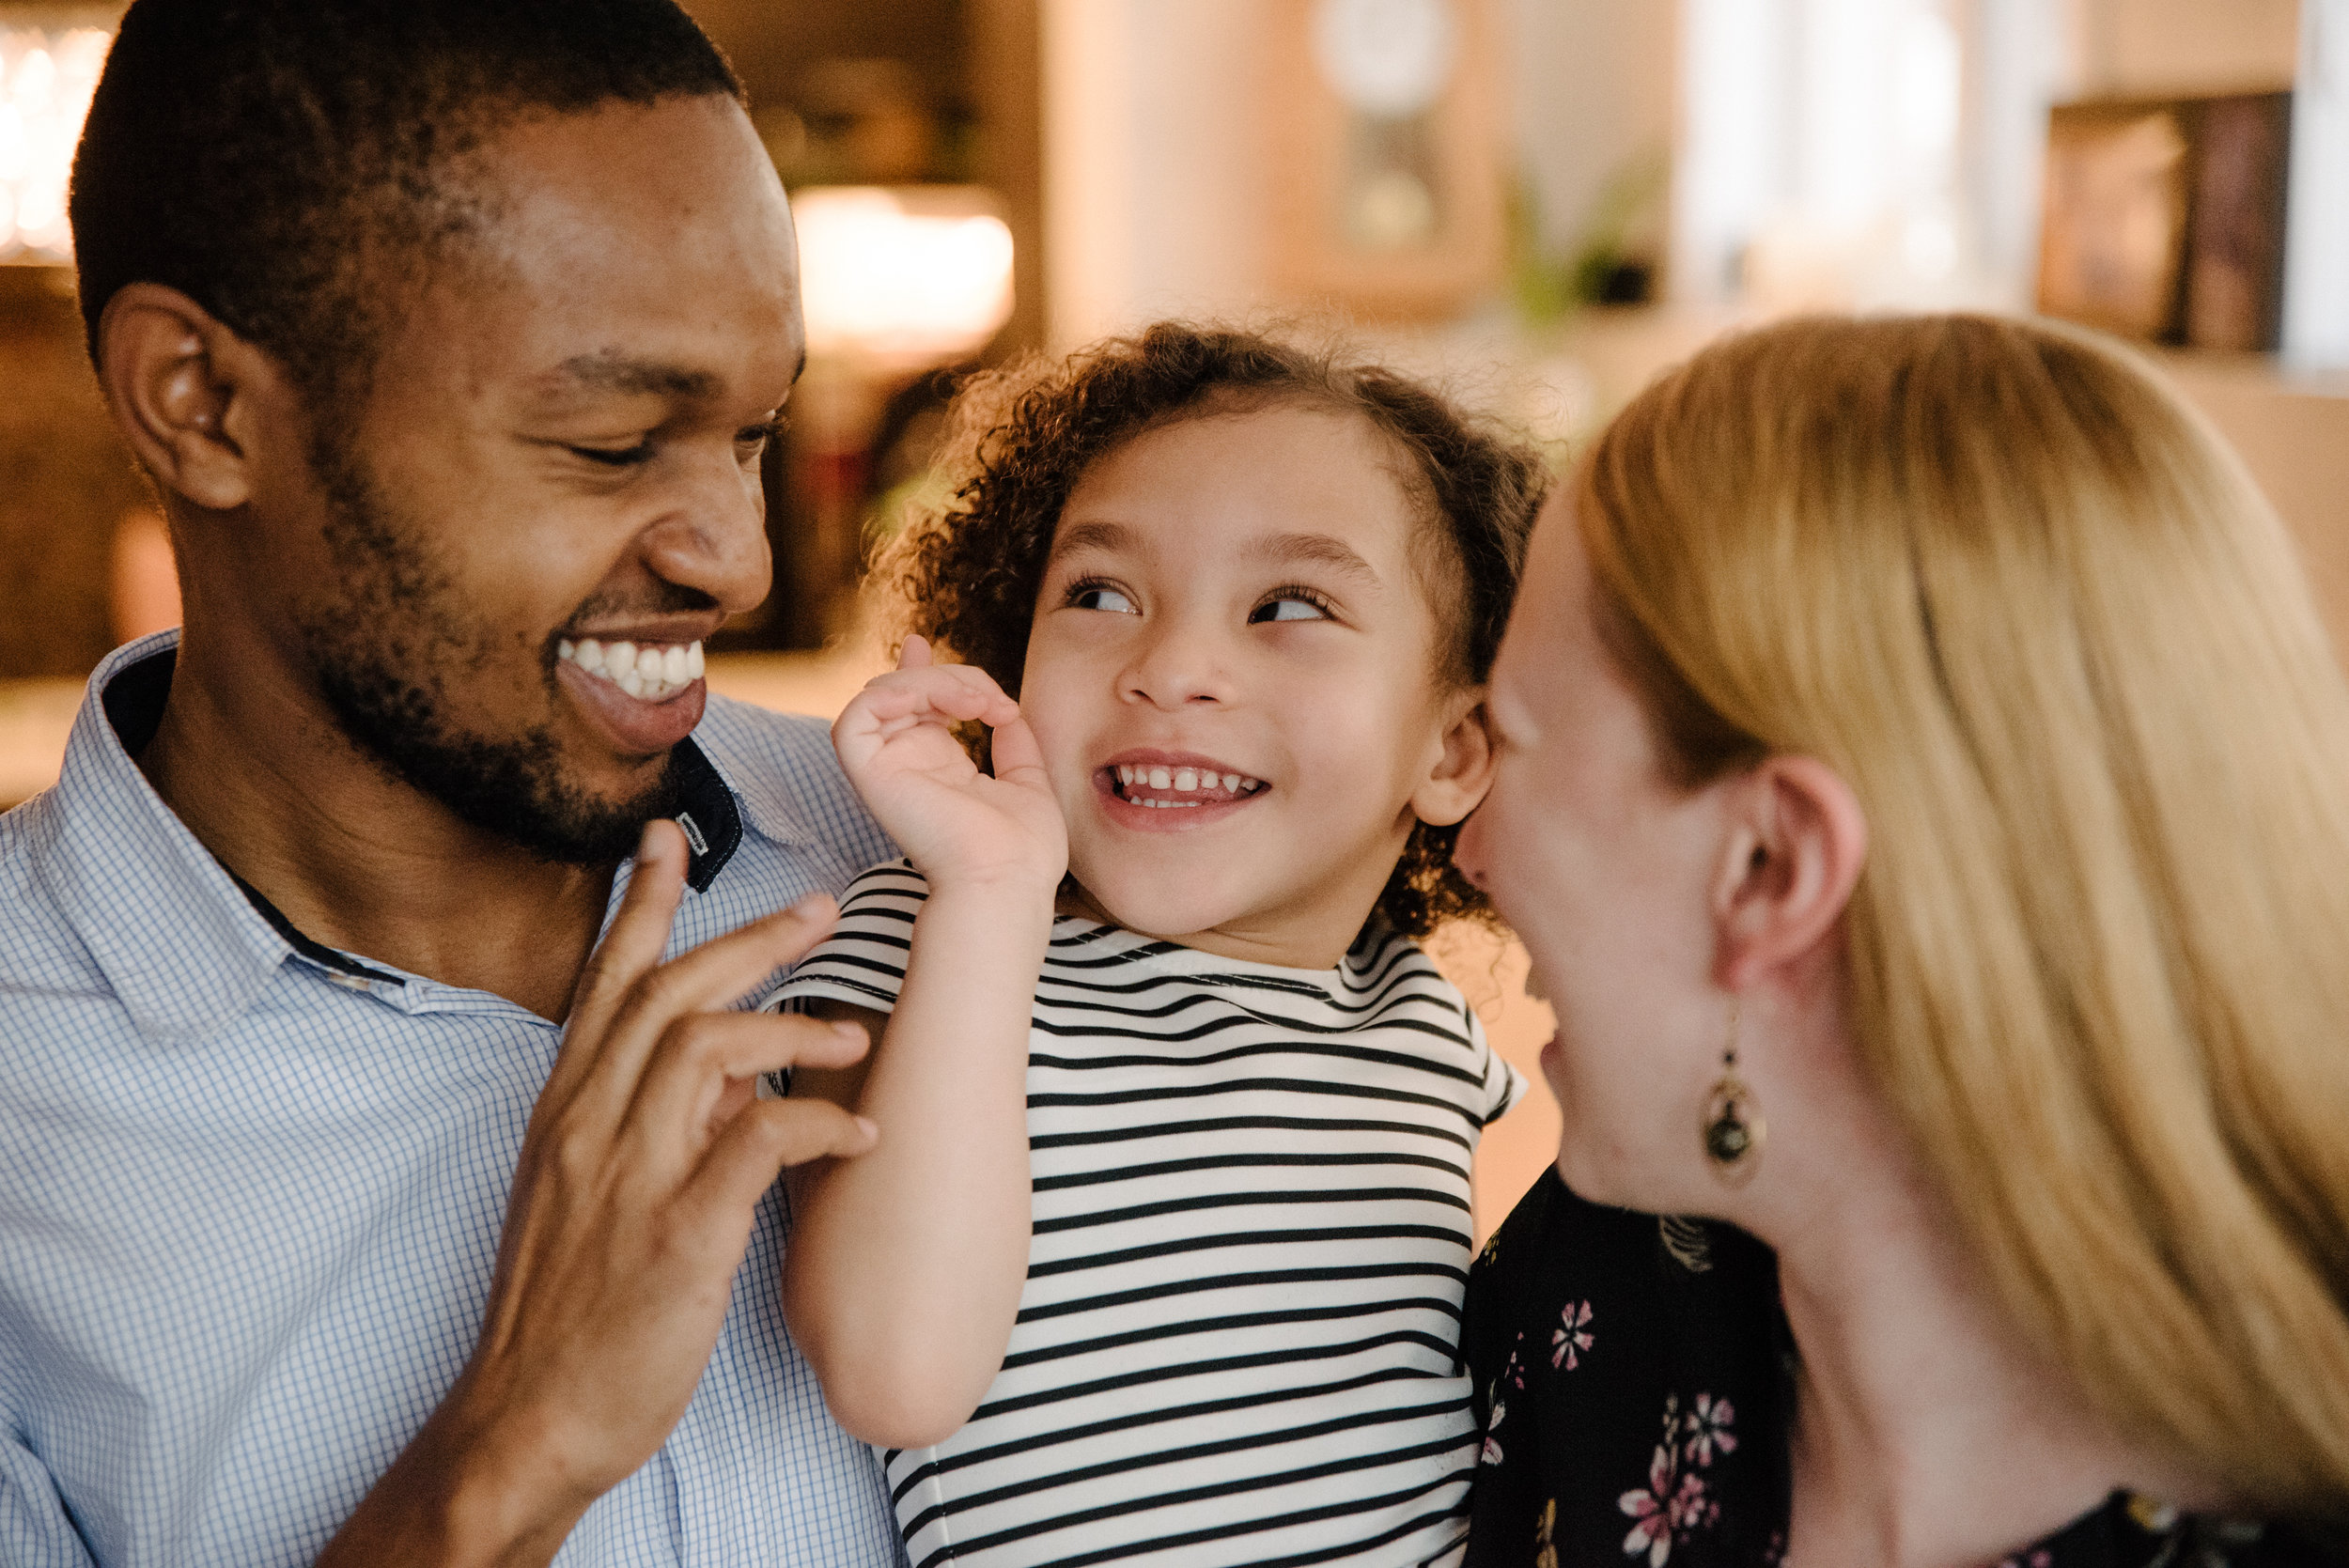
left=1221, top=773, right=1240, bottom=792
left=1148, top=768, right=1173, bottom=789
left=1173, top=768, right=1197, bottom=791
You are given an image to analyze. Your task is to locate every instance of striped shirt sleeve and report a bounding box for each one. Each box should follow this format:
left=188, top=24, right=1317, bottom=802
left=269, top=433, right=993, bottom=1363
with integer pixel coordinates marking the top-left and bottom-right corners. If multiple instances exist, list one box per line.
left=1473, top=1008, right=1530, bottom=1126
left=769, top=858, right=929, bottom=1016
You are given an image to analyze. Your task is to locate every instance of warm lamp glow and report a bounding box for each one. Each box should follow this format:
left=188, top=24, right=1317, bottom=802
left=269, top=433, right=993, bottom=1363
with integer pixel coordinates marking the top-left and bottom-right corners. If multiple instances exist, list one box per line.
left=793, top=186, right=1015, bottom=370
left=0, top=20, right=112, bottom=264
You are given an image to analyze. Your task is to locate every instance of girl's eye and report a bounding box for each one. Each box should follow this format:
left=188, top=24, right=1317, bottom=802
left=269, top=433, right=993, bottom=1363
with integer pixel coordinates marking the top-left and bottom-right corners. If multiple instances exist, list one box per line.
left=1249, top=592, right=1332, bottom=624
left=1070, top=583, right=1139, bottom=613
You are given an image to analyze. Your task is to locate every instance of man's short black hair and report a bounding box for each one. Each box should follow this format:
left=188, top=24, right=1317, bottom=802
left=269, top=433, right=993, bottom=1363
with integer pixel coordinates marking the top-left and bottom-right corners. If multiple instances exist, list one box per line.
left=70, top=0, right=742, bottom=407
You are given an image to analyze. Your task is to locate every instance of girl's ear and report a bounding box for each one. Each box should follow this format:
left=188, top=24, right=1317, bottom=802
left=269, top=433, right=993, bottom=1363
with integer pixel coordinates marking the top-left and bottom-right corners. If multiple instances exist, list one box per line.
left=1410, top=691, right=1497, bottom=828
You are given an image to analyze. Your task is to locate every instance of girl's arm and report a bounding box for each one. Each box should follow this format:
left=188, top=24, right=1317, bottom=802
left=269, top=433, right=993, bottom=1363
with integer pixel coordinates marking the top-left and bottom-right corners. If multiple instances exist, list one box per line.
left=781, top=639, right=1066, bottom=1449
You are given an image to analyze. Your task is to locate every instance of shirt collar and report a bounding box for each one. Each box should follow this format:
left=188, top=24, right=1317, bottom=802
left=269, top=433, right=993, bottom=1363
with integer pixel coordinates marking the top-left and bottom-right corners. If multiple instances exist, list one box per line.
left=692, top=700, right=820, bottom=853
left=32, top=630, right=753, bottom=1039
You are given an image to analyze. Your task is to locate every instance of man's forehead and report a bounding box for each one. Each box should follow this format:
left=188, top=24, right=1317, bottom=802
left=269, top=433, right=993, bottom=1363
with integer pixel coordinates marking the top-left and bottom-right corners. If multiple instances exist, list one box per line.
left=540, top=352, right=722, bottom=400
left=407, top=98, right=804, bottom=407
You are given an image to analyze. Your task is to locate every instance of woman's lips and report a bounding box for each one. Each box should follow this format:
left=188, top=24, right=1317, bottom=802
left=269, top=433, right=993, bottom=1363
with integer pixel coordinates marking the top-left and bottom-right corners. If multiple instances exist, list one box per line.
left=556, top=658, right=706, bottom=753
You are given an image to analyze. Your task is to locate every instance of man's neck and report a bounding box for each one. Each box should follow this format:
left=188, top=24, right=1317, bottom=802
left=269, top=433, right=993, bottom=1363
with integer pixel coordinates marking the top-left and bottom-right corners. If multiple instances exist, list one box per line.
left=133, top=631, right=615, bottom=1023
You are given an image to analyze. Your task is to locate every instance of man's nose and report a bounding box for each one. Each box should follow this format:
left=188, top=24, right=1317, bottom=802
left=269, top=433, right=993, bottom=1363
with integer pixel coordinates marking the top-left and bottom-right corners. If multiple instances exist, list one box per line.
left=638, top=452, right=772, bottom=617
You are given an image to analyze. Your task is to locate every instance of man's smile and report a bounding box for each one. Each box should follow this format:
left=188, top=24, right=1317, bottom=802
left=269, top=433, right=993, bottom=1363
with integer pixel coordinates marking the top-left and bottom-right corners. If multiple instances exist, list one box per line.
left=559, top=635, right=707, bottom=702
left=555, top=635, right=708, bottom=752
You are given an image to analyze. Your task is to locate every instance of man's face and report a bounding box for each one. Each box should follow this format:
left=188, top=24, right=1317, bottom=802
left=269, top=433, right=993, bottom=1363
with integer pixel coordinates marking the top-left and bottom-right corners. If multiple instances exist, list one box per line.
left=253, top=94, right=803, bottom=862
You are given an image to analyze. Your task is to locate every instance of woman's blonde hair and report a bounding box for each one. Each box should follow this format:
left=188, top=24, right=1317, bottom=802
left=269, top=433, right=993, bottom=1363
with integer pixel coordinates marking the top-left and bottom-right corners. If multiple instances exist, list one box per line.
left=1581, top=314, right=2349, bottom=1513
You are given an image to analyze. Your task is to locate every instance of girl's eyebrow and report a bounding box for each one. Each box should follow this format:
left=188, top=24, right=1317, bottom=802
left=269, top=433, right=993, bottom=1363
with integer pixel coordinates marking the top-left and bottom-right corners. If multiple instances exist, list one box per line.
left=1047, top=518, right=1137, bottom=564
left=1247, top=532, right=1380, bottom=587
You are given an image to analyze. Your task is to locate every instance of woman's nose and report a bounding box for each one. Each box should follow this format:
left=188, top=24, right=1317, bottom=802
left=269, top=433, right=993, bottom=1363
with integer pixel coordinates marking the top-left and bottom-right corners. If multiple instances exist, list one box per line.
left=1455, top=808, right=1491, bottom=889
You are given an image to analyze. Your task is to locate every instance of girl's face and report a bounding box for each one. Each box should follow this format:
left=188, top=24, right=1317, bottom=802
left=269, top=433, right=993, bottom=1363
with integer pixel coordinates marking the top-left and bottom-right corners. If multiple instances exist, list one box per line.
left=1018, top=402, right=1486, bottom=970
left=1455, top=494, right=1734, bottom=1209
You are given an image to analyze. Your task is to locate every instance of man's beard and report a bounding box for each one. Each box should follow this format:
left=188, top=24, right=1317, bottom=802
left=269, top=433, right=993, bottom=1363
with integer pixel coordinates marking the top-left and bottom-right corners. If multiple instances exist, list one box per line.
left=295, top=443, right=683, bottom=866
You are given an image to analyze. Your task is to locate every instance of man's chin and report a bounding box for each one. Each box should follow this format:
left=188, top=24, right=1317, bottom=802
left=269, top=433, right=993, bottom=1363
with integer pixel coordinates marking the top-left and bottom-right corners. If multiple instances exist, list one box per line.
left=326, top=682, right=685, bottom=865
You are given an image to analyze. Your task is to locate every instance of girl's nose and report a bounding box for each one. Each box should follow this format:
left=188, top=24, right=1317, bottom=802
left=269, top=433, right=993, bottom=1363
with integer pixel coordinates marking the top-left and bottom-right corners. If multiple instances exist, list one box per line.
left=1121, top=622, right=1230, bottom=709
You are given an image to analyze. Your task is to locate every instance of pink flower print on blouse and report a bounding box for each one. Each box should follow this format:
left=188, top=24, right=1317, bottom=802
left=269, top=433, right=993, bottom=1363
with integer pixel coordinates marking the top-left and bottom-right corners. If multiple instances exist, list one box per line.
left=1620, top=1440, right=1681, bottom=1566
left=1680, top=1392, right=1736, bottom=1467
left=1482, top=1339, right=1526, bottom=1467
left=1620, top=1393, right=1726, bottom=1565
left=1551, top=1299, right=1595, bottom=1370
left=1480, top=1395, right=1507, bottom=1467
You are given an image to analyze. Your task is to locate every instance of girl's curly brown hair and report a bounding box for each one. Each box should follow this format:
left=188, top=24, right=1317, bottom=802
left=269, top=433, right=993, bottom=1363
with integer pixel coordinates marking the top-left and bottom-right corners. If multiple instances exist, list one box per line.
left=873, top=320, right=1548, bottom=938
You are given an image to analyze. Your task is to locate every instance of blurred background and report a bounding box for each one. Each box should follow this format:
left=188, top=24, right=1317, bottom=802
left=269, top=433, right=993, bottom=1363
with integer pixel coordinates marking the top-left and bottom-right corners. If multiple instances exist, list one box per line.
left=2, top=0, right=2344, bottom=1230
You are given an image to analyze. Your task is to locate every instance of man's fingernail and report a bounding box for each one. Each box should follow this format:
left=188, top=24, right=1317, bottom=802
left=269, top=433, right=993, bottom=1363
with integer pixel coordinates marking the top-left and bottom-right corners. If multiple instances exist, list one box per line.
left=831, top=1020, right=865, bottom=1040
left=854, top=1115, right=879, bottom=1140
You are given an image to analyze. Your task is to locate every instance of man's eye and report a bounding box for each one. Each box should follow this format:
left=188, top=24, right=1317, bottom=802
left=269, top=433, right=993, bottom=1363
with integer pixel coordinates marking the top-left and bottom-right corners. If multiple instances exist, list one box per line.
left=1249, top=592, right=1331, bottom=624
left=571, top=442, right=655, bottom=469
left=736, top=417, right=787, bottom=458
left=1070, top=584, right=1139, bottom=613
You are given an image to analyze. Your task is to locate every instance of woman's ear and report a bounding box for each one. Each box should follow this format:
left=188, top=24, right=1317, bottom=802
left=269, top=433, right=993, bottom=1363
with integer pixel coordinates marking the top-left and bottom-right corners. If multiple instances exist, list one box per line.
left=97, top=283, right=273, bottom=514
left=1712, top=755, right=1868, bottom=992
left=1410, top=691, right=1498, bottom=828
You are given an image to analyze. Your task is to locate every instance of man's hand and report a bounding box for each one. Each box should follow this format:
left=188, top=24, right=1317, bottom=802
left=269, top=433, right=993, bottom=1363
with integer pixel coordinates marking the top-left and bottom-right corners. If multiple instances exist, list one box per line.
left=318, top=820, right=879, bottom=1568
left=831, top=634, right=1067, bottom=896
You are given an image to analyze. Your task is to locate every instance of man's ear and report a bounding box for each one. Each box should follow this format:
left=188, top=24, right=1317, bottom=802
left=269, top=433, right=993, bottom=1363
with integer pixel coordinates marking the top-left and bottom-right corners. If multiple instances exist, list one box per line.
left=1712, top=755, right=1868, bottom=992
left=1410, top=691, right=1498, bottom=829
left=96, top=283, right=275, bottom=514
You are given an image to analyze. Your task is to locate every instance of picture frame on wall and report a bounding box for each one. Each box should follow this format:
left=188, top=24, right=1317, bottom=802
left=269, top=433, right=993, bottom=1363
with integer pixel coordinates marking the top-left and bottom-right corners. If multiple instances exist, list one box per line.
left=2038, top=92, right=2294, bottom=353
left=1266, top=0, right=1507, bottom=320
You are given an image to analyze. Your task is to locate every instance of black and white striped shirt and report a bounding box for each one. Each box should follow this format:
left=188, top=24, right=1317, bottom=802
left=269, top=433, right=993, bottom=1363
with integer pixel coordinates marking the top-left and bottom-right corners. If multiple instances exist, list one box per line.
left=775, top=861, right=1525, bottom=1568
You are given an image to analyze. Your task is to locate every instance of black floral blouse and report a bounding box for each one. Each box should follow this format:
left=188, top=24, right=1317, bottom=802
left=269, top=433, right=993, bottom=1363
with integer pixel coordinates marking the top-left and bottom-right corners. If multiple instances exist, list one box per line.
left=1460, top=1172, right=2345, bottom=1568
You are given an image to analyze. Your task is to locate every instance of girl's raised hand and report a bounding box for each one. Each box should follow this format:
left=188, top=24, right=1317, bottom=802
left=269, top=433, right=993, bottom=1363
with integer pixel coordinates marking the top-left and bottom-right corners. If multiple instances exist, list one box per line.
left=832, top=635, right=1067, bottom=894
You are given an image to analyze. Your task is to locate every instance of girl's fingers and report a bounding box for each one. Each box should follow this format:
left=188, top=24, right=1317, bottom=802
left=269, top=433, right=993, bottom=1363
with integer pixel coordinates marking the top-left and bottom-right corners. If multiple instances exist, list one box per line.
left=988, top=712, right=1050, bottom=787
left=845, top=666, right=1017, bottom=731
left=898, top=632, right=934, bottom=669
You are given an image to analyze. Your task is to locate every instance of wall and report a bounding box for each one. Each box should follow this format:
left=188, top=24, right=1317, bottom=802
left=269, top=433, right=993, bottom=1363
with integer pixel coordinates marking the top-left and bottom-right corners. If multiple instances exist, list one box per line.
left=1041, top=0, right=1275, bottom=345
left=2070, top=0, right=2300, bottom=95
left=1506, top=0, right=1676, bottom=261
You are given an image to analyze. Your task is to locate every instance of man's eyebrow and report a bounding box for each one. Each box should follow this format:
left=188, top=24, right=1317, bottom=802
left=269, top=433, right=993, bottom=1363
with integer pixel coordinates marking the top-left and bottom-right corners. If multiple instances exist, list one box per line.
left=544, top=352, right=721, bottom=400
left=1246, top=532, right=1381, bottom=586
left=1047, top=518, right=1138, bottom=563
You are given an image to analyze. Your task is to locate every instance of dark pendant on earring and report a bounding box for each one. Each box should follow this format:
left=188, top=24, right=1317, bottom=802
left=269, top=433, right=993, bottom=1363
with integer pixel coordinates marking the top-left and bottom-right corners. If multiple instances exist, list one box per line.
left=1703, top=1067, right=1765, bottom=1187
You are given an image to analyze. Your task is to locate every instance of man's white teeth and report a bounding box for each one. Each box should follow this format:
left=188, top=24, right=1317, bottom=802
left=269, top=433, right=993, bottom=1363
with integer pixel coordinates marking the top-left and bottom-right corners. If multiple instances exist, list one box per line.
left=1112, top=763, right=1264, bottom=805
left=556, top=636, right=707, bottom=702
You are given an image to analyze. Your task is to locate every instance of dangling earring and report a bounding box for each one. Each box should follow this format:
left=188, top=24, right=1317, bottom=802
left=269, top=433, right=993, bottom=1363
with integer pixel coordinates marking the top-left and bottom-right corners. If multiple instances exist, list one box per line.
left=1702, top=998, right=1766, bottom=1186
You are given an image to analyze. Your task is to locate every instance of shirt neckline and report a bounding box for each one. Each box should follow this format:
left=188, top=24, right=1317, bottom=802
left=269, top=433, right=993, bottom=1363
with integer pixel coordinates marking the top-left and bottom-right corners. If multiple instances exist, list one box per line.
left=35, top=632, right=752, bottom=1037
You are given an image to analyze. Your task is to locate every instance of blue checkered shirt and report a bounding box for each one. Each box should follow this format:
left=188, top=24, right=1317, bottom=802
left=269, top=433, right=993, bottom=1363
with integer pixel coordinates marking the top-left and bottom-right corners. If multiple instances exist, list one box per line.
left=0, top=633, right=908, bottom=1567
